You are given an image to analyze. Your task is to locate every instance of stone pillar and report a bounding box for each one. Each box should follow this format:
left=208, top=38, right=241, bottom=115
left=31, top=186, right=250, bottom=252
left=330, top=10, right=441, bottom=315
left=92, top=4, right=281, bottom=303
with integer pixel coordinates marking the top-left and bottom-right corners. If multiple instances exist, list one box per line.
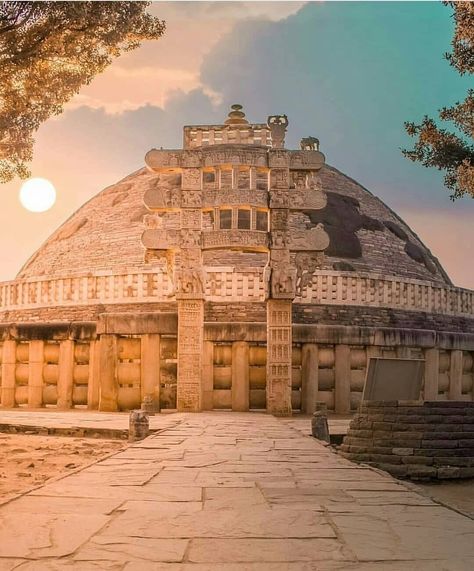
left=98, top=334, right=118, bottom=412
left=423, top=347, right=439, bottom=401
left=28, top=340, right=44, bottom=408
left=302, top=343, right=318, bottom=414
left=232, top=341, right=249, bottom=412
left=177, top=298, right=204, bottom=411
left=267, top=300, right=293, bottom=416
left=249, top=167, right=257, bottom=190
left=449, top=350, right=463, bottom=401
left=140, top=334, right=161, bottom=411
left=57, top=339, right=74, bottom=409
left=87, top=339, right=101, bottom=410
left=335, top=344, right=351, bottom=414
left=231, top=166, right=239, bottom=190
left=1, top=340, right=16, bottom=408
left=202, top=340, right=214, bottom=411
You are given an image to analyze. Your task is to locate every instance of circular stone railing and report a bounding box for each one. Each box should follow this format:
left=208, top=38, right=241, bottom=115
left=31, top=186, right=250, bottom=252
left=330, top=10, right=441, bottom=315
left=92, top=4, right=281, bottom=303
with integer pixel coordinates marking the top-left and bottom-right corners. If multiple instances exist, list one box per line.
left=0, top=270, right=472, bottom=317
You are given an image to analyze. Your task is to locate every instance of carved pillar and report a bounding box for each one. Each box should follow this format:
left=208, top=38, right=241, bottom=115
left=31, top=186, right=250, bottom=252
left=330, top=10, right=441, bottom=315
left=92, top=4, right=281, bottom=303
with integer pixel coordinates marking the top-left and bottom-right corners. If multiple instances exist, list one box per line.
left=267, top=149, right=293, bottom=416
left=176, top=166, right=204, bottom=412
left=267, top=300, right=293, bottom=416
left=1, top=339, right=16, bottom=408
left=177, top=298, right=204, bottom=411
left=28, top=340, right=44, bottom=408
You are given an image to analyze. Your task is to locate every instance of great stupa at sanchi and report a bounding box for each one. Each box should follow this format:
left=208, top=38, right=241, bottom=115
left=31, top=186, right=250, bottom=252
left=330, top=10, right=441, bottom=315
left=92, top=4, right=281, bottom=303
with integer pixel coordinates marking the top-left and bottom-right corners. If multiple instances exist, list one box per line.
left=1, top=105, right=473, bottom=416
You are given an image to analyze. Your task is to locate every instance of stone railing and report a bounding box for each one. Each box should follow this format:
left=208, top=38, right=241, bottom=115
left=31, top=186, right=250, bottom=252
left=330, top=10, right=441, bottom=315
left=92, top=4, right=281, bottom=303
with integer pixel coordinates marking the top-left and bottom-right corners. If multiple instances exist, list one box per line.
left=0, top=269, right=472, bottom=317
left=0, top=271, right=173, bottom=310
left=298, top=271, right=474, bottom=317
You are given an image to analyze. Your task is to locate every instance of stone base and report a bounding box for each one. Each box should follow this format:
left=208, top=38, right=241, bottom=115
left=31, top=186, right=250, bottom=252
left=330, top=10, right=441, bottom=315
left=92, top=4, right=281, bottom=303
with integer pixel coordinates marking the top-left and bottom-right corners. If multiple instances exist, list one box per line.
left=341, top=401, right=474, bottom=480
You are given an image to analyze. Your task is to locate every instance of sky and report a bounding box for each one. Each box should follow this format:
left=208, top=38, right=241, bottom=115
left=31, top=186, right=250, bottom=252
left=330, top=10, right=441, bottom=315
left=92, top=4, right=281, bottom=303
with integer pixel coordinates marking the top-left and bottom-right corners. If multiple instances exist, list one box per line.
left=1, top=1, right=473, bottom=288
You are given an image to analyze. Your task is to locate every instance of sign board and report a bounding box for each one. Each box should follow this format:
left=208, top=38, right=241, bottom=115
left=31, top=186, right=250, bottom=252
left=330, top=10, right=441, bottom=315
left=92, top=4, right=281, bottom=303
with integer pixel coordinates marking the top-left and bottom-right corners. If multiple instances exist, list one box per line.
left=362, top=357, right=425, bottom=402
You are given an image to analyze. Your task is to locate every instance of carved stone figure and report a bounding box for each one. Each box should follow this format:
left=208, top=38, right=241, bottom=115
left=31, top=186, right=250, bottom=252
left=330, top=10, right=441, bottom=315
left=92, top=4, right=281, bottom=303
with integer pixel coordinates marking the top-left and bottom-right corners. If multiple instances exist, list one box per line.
left=176, top=268, right=204, bottom=295
left=267, top=115, right=289, bottom=149
left=271, top=266, right=297, bottom=299
left=300, top=136, right=320, bottom=151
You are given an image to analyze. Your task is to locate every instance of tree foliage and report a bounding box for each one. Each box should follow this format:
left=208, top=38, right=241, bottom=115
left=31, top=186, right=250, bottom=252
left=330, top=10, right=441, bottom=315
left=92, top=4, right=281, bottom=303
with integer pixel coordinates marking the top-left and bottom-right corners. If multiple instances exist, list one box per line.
left=403, top=1, right=474, bottom=199
left=0, top=1, right=165, bottom=183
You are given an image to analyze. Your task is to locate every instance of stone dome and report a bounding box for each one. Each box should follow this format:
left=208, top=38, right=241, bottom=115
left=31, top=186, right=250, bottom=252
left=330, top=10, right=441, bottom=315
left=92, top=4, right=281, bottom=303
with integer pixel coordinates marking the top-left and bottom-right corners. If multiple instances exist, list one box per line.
left=17, top=165, right=450, bottom=286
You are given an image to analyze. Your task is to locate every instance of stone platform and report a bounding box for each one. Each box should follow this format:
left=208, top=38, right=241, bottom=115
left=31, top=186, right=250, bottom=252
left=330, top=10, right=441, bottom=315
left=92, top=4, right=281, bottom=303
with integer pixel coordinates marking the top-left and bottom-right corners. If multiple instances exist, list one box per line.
left=0, top=412, right=473, bottom=569
left=0, top=409, right=350, bottom=440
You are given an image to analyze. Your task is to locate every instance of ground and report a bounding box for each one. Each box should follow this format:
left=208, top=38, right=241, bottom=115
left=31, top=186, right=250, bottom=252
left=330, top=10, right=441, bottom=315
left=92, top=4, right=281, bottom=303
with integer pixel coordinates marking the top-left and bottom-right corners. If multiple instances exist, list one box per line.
left=0, top=412, right=473, bottom=569
left=0, top=433, right=125, bottom=503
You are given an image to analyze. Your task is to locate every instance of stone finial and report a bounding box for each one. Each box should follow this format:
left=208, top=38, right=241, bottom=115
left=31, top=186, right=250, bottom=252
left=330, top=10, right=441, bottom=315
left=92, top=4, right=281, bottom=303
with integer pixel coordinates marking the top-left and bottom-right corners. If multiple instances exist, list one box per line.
left=267, top=115, right=289, bottom=148
left=224, top=104, right=249, bottom=125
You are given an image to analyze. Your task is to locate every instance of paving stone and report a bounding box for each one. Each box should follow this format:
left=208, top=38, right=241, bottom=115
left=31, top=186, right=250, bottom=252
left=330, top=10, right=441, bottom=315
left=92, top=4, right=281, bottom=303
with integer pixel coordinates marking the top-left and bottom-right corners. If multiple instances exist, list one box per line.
left=0, top=513, right=108, bottom=558
left=0, top=412, right=473, bottom=568
left=187, top=538, right=350, bottom=563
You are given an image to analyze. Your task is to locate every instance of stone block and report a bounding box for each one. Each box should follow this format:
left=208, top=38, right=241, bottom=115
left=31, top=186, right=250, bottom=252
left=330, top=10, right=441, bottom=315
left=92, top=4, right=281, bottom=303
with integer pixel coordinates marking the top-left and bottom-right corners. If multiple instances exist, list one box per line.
left=421, top=440, right=459, bottom=449
left=372, top=422, right=394, bottom=431
left=367, top=453, right=402, bottom=464
left=401, top=455, right=433, bottom=465
left=392, top=447, right=414, bottom=456
left=406, top=464, right=438, bottom=479
left=428, top=401, right=473, bottom=408
left=437, top=466, right=462, bottom=479
left=433, top=457, right=472, bottom=467
left=375, top=464, right=408, bottom=478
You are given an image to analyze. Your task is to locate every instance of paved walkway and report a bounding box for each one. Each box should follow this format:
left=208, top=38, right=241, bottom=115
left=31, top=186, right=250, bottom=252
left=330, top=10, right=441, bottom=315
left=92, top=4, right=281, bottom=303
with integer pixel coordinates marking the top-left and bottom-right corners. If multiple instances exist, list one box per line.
left=0, top=413, right=473, bottom=570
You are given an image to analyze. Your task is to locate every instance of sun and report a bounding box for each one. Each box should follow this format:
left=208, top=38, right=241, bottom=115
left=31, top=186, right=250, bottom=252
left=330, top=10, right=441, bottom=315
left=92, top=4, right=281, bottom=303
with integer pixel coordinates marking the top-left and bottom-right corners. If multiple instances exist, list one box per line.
left=19, top=178, right=57, bottom=213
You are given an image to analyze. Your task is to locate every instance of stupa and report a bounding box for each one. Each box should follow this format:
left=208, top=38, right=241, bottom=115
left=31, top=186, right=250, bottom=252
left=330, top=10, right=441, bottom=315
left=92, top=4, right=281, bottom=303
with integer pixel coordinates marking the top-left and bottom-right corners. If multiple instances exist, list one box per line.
left=0, top=105, right=473, bottom=415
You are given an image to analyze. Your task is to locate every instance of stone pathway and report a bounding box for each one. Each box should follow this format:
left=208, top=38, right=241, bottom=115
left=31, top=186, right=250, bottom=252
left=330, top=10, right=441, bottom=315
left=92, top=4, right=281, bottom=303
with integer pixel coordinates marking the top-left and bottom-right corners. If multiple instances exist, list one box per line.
left=0, top=412, right=473, bottom=569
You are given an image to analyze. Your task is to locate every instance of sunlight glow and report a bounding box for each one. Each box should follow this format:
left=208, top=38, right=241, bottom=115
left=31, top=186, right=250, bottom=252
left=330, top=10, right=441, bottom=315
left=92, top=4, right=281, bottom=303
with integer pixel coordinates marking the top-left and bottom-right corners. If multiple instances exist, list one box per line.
left=19, top=178, right=57, bottom=213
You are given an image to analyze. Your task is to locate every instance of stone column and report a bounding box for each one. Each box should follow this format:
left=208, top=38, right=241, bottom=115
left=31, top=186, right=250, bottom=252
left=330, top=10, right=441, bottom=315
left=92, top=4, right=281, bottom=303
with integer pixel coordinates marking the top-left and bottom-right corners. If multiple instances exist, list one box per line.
left=28, top=340, right=44, bottom=408
left=449, top=349, right=463, bottom=401
left=202, top=340, right=214, bottom=411
left=232, top=341, right=249, bottom=412
left=1, top=339, right=16, bottom=408
left=87, top=339, right=101, bottom=410
left=335, top=344, right=351, bottom=414
left=267, top=300, right=293, bottom=416
left=302, top=343, right=318, bottom=414
left=57, top=339, right=74, bottom=409
left=140, top=334, right=161, bottom=411
left=177, top=298, right=204, bottom=411
left=98, top=334, right=118, bottom=412
left=249, top=167, right=257, bottom=190
left=423, top=347, right=439, bottom=401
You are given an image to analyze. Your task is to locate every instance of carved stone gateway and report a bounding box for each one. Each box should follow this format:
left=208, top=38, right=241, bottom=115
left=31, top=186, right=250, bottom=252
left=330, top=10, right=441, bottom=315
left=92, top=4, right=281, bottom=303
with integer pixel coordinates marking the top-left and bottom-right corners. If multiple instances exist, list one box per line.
left=142, top=105, right=329, bottom=415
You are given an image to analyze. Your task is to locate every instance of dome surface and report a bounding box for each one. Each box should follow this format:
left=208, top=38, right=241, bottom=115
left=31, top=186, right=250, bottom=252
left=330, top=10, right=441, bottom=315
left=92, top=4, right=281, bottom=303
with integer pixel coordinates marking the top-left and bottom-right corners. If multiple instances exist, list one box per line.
left=17, top=165, right=450, bottom=286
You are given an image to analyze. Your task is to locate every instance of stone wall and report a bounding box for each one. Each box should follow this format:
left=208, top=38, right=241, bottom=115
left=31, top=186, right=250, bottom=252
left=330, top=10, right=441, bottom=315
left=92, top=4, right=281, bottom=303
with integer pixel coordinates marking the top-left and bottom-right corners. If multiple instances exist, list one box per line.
left=294, top=304, right=474, bottom=333
left=341, top=401, right=474, bottom=480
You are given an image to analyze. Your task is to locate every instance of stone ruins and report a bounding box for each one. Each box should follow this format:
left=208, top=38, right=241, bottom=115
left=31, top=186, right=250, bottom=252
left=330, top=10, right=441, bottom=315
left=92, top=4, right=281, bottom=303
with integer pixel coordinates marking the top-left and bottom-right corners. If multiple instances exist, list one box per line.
left=0, top=105, right=473, bottom=415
